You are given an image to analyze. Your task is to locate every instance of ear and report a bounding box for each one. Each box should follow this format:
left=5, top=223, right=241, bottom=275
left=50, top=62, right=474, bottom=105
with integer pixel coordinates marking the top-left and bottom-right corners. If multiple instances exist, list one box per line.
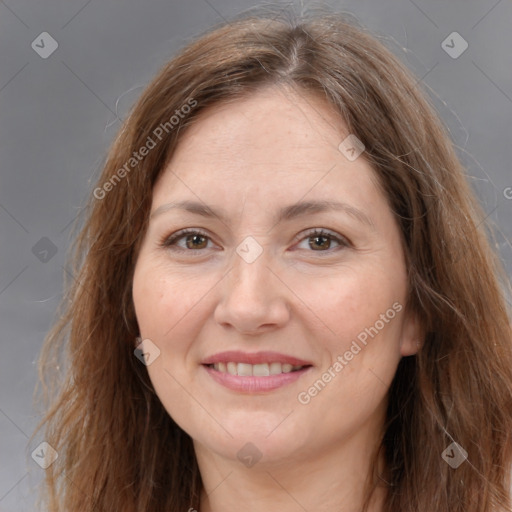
left=399, top=307, right=424, bottom=357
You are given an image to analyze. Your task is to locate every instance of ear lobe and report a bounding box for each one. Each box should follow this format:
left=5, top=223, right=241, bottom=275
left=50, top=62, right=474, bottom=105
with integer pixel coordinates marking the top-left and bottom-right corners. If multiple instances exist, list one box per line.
left=399, top=309, right=424, bottom=357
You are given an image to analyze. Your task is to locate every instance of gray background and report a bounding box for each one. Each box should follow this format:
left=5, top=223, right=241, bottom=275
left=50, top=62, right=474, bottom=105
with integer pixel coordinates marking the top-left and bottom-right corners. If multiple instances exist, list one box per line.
left=1, top=0, right=511, bottom=509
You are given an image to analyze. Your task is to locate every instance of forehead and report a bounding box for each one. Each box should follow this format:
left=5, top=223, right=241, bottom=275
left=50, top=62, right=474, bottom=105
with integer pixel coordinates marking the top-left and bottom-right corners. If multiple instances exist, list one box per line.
left=171, top=86, right=345, bottom=170
left=154, top=86, right=381, bottom=203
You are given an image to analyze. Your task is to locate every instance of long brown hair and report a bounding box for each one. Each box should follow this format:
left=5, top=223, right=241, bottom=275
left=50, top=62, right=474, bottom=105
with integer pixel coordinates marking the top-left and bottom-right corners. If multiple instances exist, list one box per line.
left=33, top=5, right=512, bottom=511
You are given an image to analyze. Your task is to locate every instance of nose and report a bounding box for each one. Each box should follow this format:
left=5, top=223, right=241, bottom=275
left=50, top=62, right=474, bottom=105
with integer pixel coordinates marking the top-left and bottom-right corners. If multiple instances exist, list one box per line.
left=213, top=246, right=291, bottom=335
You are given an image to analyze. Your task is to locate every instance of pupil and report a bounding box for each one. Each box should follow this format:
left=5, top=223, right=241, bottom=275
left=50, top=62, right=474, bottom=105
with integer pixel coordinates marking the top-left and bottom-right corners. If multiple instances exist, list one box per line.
left=187, top=234, right=206, bottom=249
left=310, top=235, right=329, bottom=250
left=184, top=234, right=331, bottom=251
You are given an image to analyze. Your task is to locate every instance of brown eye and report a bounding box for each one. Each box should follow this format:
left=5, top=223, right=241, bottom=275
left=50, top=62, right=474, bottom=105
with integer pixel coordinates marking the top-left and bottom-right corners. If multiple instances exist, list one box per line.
left=162, top=229, right=212, bottom=251
left=309, top=233, right=333, bottom=251
left=184, top=233, right=208, bottom=249
left=296, top=229, right=349, bottom=253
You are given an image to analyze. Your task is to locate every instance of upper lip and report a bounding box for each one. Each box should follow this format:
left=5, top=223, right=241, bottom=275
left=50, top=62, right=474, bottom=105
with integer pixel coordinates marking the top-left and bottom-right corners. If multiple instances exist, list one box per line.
left=201, top=350, right=312, bottom=366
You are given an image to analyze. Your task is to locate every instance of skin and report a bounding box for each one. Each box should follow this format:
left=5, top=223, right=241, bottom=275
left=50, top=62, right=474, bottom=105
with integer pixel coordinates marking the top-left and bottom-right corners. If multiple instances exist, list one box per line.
left=132, top=84, right=421, bottom=512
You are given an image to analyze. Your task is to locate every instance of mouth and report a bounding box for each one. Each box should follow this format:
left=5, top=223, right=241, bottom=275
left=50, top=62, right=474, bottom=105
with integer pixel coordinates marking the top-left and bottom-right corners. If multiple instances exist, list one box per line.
left=205, top=361, right=309, bottom=376
left=201, top=351, right=313, bottom=392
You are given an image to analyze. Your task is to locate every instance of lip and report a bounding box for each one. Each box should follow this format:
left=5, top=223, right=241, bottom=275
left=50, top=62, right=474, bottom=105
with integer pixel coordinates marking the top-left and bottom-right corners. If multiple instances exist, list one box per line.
left=203, top=364, right=313, bottom=392
left=201, top=350, right=312, bottom=366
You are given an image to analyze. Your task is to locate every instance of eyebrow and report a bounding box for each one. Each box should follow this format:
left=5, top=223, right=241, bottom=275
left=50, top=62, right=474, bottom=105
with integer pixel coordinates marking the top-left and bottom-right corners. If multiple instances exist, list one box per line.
left=150, top=199, right=375, bottom=229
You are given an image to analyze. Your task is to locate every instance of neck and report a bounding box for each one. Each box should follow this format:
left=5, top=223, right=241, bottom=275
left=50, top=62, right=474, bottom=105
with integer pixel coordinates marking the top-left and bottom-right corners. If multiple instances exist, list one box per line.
left=195, top=424, right=388, bottom=512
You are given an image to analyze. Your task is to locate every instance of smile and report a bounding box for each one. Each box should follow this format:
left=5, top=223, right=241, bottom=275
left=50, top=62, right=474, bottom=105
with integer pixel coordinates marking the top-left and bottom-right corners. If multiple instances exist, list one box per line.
left=207, top=362, right=306, bottom=376
left=201, top=351, right=313, bottom=392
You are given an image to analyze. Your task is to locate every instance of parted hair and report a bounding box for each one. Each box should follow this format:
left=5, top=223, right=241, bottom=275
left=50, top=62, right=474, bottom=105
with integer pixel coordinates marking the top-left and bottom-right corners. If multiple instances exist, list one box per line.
left=33, top=5, right=512, bottom=511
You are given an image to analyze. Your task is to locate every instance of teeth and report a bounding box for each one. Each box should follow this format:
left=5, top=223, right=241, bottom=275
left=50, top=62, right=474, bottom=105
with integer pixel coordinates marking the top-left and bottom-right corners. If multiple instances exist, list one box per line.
left=237, top=363, right=252, bottom=376
left=253, top=363, right=270, bottom=376
left=269, top=362, right=282, bottom=375
left=211, top=362, right=305, bottom=376
left=282, top=363, right=293, bottom=373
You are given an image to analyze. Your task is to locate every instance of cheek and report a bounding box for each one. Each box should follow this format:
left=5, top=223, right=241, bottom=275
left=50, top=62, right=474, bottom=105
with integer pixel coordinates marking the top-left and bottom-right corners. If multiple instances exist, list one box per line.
left=133, top=260, right=209, bottom=340
left=294, top=273, right=405, bottom=437
left=132, top=260, right=221, bottom=399
left=132, top=261, right=206, bottom=428
left=296, top=264, right=404, bottom=340
left=296, top=264, right=406, bottom=396
left=132, top=263, right=164, bottom=336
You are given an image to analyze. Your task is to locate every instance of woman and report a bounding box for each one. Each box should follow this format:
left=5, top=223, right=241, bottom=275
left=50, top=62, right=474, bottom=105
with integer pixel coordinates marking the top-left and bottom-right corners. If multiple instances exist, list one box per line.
left=33, top=6, right=512, bottom=512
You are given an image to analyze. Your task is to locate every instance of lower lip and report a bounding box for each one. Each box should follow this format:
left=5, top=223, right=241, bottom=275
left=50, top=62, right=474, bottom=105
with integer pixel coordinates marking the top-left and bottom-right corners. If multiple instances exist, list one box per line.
left=202, top=364, right=312, bottom=392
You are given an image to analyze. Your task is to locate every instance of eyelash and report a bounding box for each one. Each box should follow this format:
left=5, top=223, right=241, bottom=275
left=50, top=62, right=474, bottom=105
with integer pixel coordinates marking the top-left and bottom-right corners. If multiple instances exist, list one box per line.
left=160, top=228, right=350, bottom=255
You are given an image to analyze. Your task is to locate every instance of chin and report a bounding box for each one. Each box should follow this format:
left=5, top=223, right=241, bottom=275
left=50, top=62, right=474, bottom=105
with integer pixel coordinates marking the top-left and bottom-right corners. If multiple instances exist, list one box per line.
left=191, top=414, right=311, bottom=466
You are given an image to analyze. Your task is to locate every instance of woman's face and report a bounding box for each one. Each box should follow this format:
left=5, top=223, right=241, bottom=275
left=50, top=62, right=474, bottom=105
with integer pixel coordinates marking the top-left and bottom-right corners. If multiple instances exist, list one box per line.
left=132, top=85, right=420, bottom=467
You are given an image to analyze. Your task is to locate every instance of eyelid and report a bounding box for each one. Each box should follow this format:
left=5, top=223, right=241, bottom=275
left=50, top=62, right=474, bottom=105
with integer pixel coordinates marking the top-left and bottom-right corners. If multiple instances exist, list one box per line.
left=160, top=228, right=214, bottom=249
left=292, top=228, right=351, bottom=247
left=160, top=227, right=351, bottom=253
